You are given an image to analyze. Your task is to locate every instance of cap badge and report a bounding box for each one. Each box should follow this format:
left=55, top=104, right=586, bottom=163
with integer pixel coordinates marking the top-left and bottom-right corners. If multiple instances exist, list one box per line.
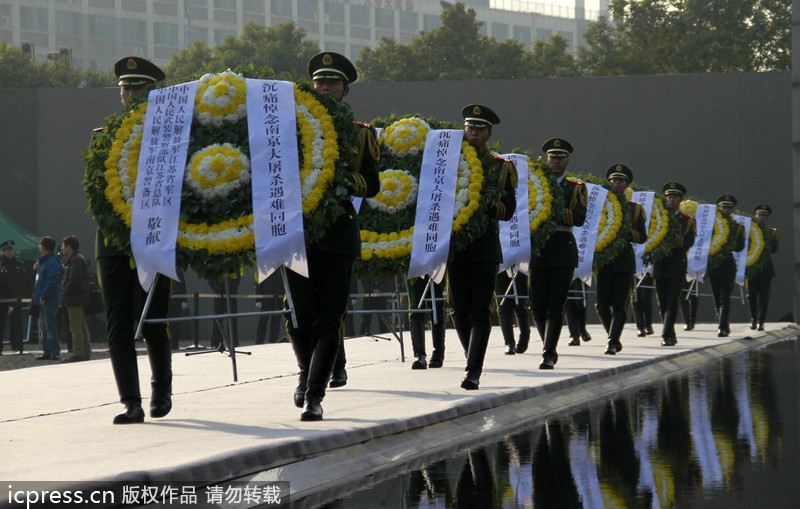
left=554, top=139, right=561, bottom=147
left=126, top=58, right=137, bottom=70
left=472, top=106, right=481, bottom=115
left=670, top=183, right=676, bottom=188
left=616, top=165, right=622, bottom=171
left=322, top=54, right=333, bottom=65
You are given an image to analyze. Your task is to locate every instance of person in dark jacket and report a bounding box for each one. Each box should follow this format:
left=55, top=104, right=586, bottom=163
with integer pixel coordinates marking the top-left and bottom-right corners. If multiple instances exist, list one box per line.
left=33, top=236, right=62, bottom=360
left=286, top=52, right=380, bottom=421
left=59, top=235, right=91, bottom=362
left=707, top=194, right=746, bottom=337
left=0, top=240, right=27, bottom=353
left=594, top=165, right=647, bottom=355
left=653, top=182, right=696, bottom=346
left=746, top=204, right=778, bottom=331
left=449, top=104, right=517, bottom=390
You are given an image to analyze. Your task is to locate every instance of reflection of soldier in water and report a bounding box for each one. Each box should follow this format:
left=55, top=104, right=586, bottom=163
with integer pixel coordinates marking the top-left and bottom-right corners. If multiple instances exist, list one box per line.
left=532, top=419, right=581, bottom=507
left=596, top=399, right=640, bottom=506
left=403, top=459, right=452, bottom=508
left=453, top=449, right=495, bottom=508
left=657, top=377, right=697, bottom=497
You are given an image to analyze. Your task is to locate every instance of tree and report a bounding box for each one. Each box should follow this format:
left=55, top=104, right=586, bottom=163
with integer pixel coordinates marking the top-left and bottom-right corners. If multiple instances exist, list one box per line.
left=578, top=0, right=791, bottom=75
left=0, top=42, right=114, bottom=88
left=525, top=34, right=580, bottom=78
left=165, top=23, right=320, bottom=83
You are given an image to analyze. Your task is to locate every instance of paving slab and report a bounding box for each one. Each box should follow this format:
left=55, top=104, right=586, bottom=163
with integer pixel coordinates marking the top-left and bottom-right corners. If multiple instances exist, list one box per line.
left=1, top=322, right=796, bottom=507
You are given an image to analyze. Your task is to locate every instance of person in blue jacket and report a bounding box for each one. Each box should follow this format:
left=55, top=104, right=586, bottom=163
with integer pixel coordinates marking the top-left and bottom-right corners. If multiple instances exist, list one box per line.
left=33, top=236, right=63, bottom=360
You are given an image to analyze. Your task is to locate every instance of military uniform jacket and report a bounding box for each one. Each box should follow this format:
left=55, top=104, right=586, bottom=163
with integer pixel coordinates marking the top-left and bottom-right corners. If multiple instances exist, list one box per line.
left=532, top=176, right=587, bottom=268
left=314, top=123, right=380, bottom=257
left=0, top=256, right=26, bottom=300
left=652, top=211, right=696, bottom=279
left=606, top=199, right=648, bottom=273
left=450, top=157, right=518, bottom=264
left=751, top=226, right=779, bottom=279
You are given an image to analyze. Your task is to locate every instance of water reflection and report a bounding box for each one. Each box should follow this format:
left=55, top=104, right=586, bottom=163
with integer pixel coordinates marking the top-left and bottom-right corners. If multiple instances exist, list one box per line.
left=328, top=341, right=795, bottom=508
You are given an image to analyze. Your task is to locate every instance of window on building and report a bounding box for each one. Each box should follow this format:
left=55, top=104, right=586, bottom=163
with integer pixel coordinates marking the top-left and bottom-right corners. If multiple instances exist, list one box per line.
left=243, top=0, right=265, bottom=13
left=350, top=5, right=369, bottom=27
left=56, top=11, right=81, bottom=36
left=188, top=26, right=207, bottom=43
left=271, top=0, right=291, bottom=16
left=350, top=44, right=366, bottom=61
left=422, top=14, right=439, bottom=32
left=492, top=23, right=508, bottom=40
left=121, top=19, right=147, bottom=44
left=0, top=6, right=10, bottom=29
left=154, top=22, right=178, bottom=46
left=399, top=12, right=417, bottom=33
left=513, top=25, right=531, bottom=45
left=375, top=8, right=393, bottom=30
left=89, top=15, right=115, bottom=39
left=215, top=29, right=236, bottom=45
left=20, top=7, right=48, bottom=32
left=214, top=0, right=236, bottom=9
left=297, top=0, right=317, bottom=20
left=326, top=41, right=345, bottom=53
left=536, top=28, right=552, bottom=40
left=324, top=2, right=344, bottom=23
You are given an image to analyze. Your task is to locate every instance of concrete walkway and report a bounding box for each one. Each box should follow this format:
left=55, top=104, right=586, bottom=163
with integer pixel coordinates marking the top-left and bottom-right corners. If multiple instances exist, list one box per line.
left=1, top=322, right=797, bottom=507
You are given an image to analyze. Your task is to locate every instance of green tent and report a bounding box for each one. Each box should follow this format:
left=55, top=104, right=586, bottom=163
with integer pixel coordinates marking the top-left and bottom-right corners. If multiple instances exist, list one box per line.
left=0, top=209, right=39, bottom=260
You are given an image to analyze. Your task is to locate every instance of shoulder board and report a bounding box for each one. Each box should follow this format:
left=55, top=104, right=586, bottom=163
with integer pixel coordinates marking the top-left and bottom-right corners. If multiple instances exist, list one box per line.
left=353, top=121, right=374, bottom=129
left=565, top=177, right=582, bottom=184
left=768, top=227, right=778, bottom=232
left=492, top=154, right=511, bottom=163
left=92, top=126, right=107, bottom=133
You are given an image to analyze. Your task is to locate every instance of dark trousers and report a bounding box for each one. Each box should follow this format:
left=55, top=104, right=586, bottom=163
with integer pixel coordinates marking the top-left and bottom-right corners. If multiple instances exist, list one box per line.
left=447, top=262, right=496, bottom=375
left=655, top=277, right=683, bottom=338
left=530, top=266, right=573, bottom=329
left=407, top=275, right=446, bottom=358
left=564, top=279, right=588, bottom=339
left=631, top=274, right=654, bottom=332
left=98, top=256, right=171, bottom=405
left=680, top=280, right=699, bottom=326
left=0, top=300, right=23, bottom=352
left=285, top=247, right=354, bottom=401
left=595, top=267, right=632, bottom=342
left=746, top=273, right=772, bottom=325
left=708, top=256, right=736, bottom=330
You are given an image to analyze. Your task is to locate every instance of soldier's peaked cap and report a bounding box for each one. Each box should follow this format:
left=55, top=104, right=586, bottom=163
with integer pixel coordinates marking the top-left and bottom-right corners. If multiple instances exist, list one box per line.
left=716, top=194, right=737, bottom=207
left=308, top=52, right=358, bottom=84
left=114, top=56, right=165, bottom=86
left=606, top=164, right=633, bottom=183
left=663, top=181, right=687, bottom=196
left=0, top=239, right=14, bottom=250
left=753, top=203, right=772, bottom=215
left=461, top=104, right=500, bottom=128
left=542, top=137, right=573, bottom=156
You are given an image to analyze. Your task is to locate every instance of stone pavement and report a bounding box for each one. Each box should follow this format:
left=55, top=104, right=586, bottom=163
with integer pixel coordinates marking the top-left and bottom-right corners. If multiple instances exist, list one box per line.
left=0, top=322, right=796, bottom=508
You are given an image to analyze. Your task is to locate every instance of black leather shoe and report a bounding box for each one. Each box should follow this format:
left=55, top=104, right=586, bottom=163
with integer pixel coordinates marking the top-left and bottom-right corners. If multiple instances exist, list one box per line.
left=516, top=337, right=529, bottom=354
left=580, top=331, right=592, bottom=342
left=150, top=394, right=172, bottom=419
left=717, top=330, right=729, bottom=338
left=113, top=404, right=145, bottom=425
left=646, top=327, right=654, bottom=336
left=568, top=337, right=580, bottom=346
left=300, top=398, right=323, bottom=421
left=460, top=372, right=480, bottom=390
left=750, top=319, right=757, bottom=330
left=428, top=358, right=443, bottom=368
left=294, top=385, right=305, bottom=408
left=329, top=368, right=347, bottom=388
left=604, top=341, right=622, bottom=355
left=758, top=323, right=765, bottom=331
left=504, top=343, right=516, bottom=355
left=637, top=329, right=646, bottom=338
left=411, top=355, right=428, bottom=369
left=539, top=357, right=555, bottom=370
left=661, top=336, right=677, bottom=346
left=684, top=322, right=694, bottom=331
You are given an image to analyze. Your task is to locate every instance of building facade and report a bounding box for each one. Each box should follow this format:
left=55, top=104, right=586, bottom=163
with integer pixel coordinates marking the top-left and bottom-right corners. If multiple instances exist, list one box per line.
left=0, top=0, right=607, bottom=71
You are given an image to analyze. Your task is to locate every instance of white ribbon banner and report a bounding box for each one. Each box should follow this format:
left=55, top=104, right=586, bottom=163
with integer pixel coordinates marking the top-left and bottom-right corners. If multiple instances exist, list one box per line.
left=631, top=191, right=655, bottom=277
left=687, top=203, right=716, bottom=281
left=498, top=153, right=531, bottom=274
left=247, top=79, right=308, bottom=282
left=573, top=183, right=608, bottom=286
left=732, top=214, right=751, bottom=286
left=407, top=129, right=463, bottom=284
left=131, top=82, right=197, bottom=290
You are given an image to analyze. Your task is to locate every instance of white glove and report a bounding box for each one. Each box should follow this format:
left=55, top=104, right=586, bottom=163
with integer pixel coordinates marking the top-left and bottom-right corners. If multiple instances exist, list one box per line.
left=255, top=302, right=262, bottom=309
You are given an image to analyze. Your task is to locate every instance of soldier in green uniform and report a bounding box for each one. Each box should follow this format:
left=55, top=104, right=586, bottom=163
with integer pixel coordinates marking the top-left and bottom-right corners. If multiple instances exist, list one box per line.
left=286, top=52, right=380, bottom=420
left=0, top=240, right=27, bottom=354
left=594, top=164, right=647, bottom=355
left=746, top=204, right=778, bottom=331
left=707, top=194, right=746, bottom=337
left=448, top=104, right=517, bottom=390
left=529, top=138, right=587, bottom=369
left=92, top=56, right=173, bottom=424
left=653, top=182, right=696, bottom=346
left=495, top=270, right=530, bottom=355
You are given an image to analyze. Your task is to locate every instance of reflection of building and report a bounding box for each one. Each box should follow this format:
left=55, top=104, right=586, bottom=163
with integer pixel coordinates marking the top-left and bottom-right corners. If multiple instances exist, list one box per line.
left=0, top=0, right=608, bottom=71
